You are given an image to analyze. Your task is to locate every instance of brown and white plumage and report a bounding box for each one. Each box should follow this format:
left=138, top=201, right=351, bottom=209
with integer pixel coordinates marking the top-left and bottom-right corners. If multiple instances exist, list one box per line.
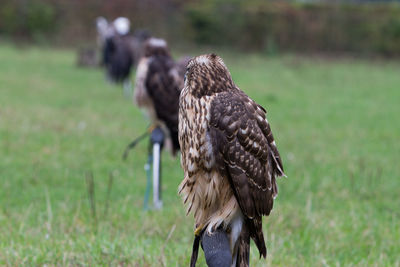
left=178, top=54, right=285, bottom=266
left=134, top=38, right=183, bottom=155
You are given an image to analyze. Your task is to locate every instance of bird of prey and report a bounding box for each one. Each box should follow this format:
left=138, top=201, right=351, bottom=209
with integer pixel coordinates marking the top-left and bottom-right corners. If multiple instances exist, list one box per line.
left=178, top=54, right=285, bottom=266
left=97, top=17, right=133, bottom=84
left=97, top=17, right=151, bottom=85
left=133, top=38, right=184, bottom=155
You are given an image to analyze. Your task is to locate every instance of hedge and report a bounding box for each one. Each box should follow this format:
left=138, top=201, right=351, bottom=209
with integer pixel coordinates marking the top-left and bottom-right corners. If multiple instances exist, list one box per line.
left=1, top=0, right=400, bottom=57
left=184, top=0, right=400, bottom=56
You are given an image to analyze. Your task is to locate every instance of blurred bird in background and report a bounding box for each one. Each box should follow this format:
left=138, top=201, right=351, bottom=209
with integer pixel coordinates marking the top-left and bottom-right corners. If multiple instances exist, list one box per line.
left=96, top=17, right=151, bottom=95
left=133, top=38, right=185, bottom=156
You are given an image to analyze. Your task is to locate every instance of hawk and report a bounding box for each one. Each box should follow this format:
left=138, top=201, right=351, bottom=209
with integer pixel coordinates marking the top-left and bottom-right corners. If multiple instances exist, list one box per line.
left=97, top=17, right=151, bottom=84
left=97, top=17, right=133, bottom=84
left=134, top=38, right=184, bottom=155
left=178, top=54, right=285, bottom=266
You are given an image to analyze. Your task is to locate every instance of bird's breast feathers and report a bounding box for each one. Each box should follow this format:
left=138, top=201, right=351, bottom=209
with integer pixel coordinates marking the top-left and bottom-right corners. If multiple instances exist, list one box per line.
left=133, top=58, right=150, bottom=108
left=179, top=89, right=240, bottom=232
left=179, top=88, right=216, bottom=173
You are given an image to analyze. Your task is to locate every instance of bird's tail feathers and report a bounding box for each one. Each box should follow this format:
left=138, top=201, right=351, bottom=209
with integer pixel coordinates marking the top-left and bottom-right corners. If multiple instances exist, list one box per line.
left=247, top=217, right=267, bottom=259
left=235, top=222, right=250, bottom=267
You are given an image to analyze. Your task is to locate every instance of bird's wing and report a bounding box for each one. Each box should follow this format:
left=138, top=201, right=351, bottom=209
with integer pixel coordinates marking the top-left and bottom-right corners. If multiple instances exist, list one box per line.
left=145, top=55, right=183, bottom=151
left=209, top=89, right=285, bottom=219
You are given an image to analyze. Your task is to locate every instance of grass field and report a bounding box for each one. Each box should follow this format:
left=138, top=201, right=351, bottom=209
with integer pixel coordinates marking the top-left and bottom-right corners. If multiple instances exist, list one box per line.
left=0, top=44, right=399, bottom=266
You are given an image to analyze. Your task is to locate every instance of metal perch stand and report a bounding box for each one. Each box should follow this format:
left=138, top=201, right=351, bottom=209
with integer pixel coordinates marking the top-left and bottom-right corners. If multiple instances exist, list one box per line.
left=150, top=127, right=164, bottom=210
left=122, top=126, right=165, bottom=210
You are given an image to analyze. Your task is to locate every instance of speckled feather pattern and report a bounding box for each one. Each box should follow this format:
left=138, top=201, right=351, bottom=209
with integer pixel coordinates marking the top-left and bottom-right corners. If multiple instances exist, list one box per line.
left=178, top=54, right=285, bottom=266
left=133, top=38, right=183, bottom=155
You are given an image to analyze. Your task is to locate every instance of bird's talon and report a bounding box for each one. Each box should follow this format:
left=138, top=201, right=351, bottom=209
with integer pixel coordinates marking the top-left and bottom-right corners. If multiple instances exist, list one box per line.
left=194, top=225, right=204, bottom=236
left=148, top=124, right=157, bottom=133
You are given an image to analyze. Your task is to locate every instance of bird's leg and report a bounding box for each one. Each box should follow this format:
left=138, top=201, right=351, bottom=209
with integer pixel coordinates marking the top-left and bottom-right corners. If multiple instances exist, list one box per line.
left=148, top=124, right=157, bottom=133
left=194, top=224, right=204, bottom=236
left=190, top=224, right=205, bottom=267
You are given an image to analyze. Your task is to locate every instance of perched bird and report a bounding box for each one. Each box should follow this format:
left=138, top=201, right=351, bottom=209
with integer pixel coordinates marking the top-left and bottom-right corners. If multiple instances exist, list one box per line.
left=178, top=54, right=285, bottom=266
left=98, top=17, right=133, bottom=85
left=102, top=34, right=133, bottom=84
left=133, top=38, right=184, bottom=155
left=97, top=17, right=150, bottom=86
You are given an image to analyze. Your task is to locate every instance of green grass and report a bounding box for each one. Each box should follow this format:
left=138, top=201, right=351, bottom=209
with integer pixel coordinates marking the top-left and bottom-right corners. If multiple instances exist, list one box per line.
left=0, top=44, right=399, bottom=266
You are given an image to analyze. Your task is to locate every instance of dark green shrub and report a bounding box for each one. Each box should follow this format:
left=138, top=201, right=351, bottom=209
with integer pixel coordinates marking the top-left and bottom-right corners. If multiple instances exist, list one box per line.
left=184, top=0, right=400, bottom=56
left=25, top=0, right=56, bottom=34
left=0, top=0, right=57, bottom=40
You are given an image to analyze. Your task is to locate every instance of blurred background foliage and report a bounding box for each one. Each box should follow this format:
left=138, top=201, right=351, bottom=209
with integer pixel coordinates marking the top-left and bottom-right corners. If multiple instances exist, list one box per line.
left=0, top=0, right=400, bottom=56
left=0, top=0, right=57, bottom=42
left=185, top=0, right=400, bottom=56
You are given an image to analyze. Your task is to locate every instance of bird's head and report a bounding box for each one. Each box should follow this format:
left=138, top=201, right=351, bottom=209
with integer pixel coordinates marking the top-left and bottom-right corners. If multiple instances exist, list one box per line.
left=144, top=38, right=171, bottom=57
left=113, top=17, right=130, bottom=36
left=185, top=54, right=235, bottom=97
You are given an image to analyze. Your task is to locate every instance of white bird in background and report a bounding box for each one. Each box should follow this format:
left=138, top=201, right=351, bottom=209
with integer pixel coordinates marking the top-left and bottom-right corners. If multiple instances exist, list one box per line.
left=96, top=17, right=150, bottom=96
